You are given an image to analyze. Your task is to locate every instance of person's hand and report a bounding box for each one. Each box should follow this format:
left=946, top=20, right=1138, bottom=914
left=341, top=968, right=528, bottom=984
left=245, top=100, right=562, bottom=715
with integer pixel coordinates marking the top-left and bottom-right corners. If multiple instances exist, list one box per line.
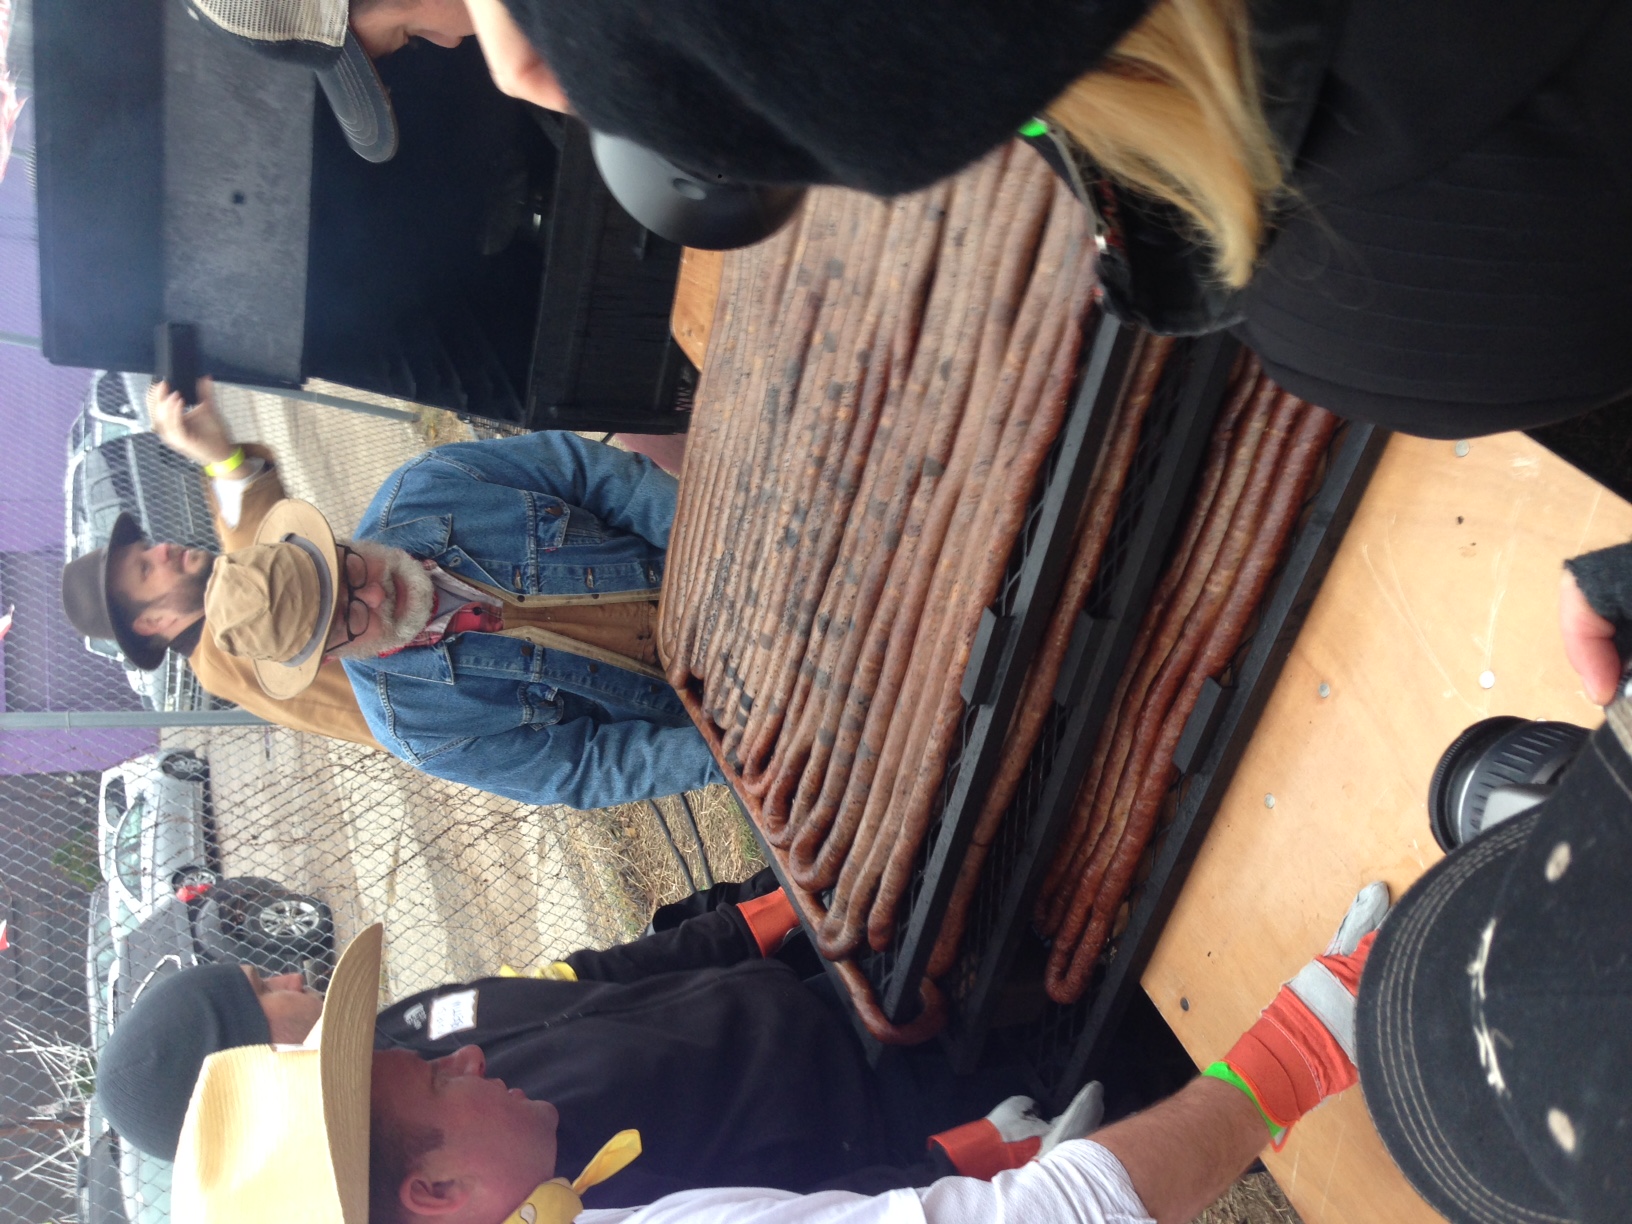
left=463, top=0, right=570, bottom=112
left=148, top=376, right=238, bottom=470
left=1038, top=1080, right=1106, bottom=1156
left=929, top=1082, right=1104, bottom=1178
left=1217, top=882, right=1389, bottom=1144
left=1560, top=570, right=1622, bottom=706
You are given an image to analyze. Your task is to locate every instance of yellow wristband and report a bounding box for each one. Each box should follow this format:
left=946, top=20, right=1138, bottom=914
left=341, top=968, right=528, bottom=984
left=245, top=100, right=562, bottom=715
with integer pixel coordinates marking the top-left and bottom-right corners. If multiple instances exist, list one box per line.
left=204, top=447, right=246, bottom=478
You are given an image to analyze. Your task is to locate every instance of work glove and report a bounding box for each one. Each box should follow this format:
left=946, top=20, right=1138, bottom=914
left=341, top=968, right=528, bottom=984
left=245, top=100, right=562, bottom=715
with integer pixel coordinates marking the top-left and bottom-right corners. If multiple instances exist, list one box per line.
left=929, top=1080, right=1104, bottom=1179
left=1211, top=881, right=1389, bottom=1147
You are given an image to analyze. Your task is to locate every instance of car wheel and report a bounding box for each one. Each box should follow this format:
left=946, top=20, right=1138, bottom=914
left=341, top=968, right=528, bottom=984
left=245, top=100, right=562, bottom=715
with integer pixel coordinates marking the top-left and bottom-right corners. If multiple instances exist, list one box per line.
left=171, top=865, right=219, bottom=891
left=160, top=752, right=208, bottom=782
left=249, top=895, right=325, bottom=942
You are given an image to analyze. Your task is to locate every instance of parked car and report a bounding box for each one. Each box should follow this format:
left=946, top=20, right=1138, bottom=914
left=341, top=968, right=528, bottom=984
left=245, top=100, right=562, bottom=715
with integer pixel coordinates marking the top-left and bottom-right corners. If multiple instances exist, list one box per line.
left=112, top=879, right=336, bottom=1024
left=82, top=1099, right=166, bottom=1224
left=70, top=371, right=149, bottom=450
left=79, top=1107, right=132, bottom=1224
left=98, top=751, right=218, bottom=941
left=85, top=884, right=120, bottom=1051
left=116, top=1132, right=169, bottom=1224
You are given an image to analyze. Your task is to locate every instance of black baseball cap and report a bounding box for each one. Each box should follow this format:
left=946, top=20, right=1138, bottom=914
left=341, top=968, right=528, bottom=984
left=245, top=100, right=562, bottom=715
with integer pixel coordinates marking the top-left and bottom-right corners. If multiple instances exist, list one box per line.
left=95, top=963, right=271, bottom=1160
left=184, top=0, right=397, bottom=162
left=1357, top=703, right=1632, bottom=1223
left=502, top=0, right=1157, bottom=195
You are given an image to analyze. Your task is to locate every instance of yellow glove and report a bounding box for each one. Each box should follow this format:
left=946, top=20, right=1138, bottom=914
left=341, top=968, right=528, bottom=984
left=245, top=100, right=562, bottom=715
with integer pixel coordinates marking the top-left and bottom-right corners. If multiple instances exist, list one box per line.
left=498, top=962, right=578, bottom=982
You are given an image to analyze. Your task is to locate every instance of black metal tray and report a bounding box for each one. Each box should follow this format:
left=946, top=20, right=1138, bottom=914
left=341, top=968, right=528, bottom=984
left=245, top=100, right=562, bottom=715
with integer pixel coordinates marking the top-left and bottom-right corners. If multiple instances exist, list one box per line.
left=992, top=420, right=1387, bottom=1105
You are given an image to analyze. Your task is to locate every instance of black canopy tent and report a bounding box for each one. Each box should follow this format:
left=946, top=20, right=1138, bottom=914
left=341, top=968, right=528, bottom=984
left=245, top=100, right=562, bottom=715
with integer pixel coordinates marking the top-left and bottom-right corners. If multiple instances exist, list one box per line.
left=33, top=0, right=691, bottom=431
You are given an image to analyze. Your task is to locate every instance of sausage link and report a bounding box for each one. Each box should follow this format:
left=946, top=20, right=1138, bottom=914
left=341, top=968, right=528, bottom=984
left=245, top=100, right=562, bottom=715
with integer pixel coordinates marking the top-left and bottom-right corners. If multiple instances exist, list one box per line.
left=1046, top=403, right=1337, bottom=1002
left=869, top=221, right=1096, bottom=950
left=1043, top=387, right=1295, bottom=994
left=1034, top=353, right=1261, bottom=929
left=788, top=153, right=1056, bottom=880
left=925, top=333, right=1170, bottom=976
left=1037, top=371, right=1274, bottom=937
left=801, top=164, right=1066, bottom=904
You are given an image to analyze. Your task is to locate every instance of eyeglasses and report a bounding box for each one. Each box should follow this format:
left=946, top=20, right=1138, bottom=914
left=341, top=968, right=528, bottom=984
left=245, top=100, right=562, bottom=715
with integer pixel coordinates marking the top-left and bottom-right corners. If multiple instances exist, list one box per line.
left=330, top=546, right=373, bottom=649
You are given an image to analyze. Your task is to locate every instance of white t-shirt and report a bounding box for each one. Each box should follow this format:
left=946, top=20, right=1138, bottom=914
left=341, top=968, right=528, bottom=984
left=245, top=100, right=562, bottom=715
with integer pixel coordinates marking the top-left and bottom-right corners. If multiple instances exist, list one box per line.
left=580, top=1141, right=1152, bottom=1224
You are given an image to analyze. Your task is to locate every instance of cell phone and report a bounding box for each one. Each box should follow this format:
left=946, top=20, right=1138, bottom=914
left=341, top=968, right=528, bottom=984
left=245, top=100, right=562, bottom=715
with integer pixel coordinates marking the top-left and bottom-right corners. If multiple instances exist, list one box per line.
left=154, top=322, right=200, bottom=406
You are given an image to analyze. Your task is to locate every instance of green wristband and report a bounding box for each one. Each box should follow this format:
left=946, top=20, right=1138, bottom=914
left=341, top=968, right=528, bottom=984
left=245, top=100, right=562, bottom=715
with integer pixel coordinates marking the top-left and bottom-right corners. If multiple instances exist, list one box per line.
left=1203, top=1061, right=1289, bottom=1146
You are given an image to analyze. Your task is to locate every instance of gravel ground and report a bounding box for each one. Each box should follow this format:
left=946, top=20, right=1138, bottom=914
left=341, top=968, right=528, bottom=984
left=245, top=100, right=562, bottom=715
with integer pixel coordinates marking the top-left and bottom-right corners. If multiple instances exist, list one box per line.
left=1197, top=1172, right=1304, bottom=1224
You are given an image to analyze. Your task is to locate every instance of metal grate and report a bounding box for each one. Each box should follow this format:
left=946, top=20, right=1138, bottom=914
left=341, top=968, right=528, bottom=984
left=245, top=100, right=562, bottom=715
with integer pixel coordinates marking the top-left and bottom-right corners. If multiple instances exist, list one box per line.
left=836, top=318, right=1141, bottom=1027
left=1010, top=420, right=1388, bottom=1107
left=943, top=338, right=1206, bottom=1004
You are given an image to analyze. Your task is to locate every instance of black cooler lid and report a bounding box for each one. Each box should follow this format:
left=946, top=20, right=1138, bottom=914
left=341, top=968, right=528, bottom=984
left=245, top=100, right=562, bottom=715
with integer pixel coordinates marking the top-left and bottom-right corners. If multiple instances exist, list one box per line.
left=34, top=0, right=312, bottom=384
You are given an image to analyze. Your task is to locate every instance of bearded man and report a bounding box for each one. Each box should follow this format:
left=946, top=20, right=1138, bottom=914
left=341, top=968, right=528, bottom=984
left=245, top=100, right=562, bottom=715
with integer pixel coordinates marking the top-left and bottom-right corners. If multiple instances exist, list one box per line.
left=61, top=379, right=380, bottom=746
left=199, top=437, right=719, bottom=809
left=64, top=378, right=717, bottom=807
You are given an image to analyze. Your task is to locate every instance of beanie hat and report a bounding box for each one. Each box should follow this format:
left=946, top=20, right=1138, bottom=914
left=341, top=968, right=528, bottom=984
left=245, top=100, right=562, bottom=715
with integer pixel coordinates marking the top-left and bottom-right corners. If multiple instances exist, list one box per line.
left=95, top=963, right=271, bottom=1159
left=501, top=0, right=1155, bottom=194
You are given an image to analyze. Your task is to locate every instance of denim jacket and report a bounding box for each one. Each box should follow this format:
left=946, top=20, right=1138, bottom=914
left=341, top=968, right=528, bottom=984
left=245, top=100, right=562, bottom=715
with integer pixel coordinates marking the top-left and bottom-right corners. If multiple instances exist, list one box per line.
left=342, top=432, right=722, bottom=811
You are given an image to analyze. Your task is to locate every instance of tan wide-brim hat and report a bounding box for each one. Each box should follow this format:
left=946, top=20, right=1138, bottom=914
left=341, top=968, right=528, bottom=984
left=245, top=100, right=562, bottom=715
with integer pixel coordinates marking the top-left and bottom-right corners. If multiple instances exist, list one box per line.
left=204, top=499, right=341, bottom=700
left=172, top=924, right=383, bottom=1224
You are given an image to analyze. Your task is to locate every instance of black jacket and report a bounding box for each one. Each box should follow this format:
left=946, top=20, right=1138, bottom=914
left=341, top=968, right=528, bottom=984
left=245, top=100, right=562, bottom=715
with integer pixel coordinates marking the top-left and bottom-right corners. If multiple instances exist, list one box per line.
left=374, top=908, right=915, bottom=1209
left=1054, top=0, right=1632, bottom=436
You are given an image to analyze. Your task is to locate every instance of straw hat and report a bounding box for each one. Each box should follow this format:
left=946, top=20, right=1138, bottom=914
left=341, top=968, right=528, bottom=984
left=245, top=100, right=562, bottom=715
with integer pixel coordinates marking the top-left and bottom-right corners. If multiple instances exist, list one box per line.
left=172, top=923, right=641, bottom=1224
left=172, top=923, right=382, bottom=1224
left=204, top=499, right=341, bottom=699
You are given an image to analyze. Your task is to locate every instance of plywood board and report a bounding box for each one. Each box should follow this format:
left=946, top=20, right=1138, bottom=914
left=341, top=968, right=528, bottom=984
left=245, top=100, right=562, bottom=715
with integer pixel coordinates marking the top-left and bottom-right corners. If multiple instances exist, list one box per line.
left=671, top=247, right=725, bottom=369
left=1143, top=430, right=1632, bottom=1224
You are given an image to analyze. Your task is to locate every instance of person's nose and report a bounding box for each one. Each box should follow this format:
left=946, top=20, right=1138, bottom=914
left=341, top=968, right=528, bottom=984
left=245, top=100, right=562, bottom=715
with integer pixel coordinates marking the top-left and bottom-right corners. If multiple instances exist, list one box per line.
left=437, top=1044, right=486, bottom=1078
left=263, top=971, right=309, bottom=993
left=355, top=577, right=389, bottom=610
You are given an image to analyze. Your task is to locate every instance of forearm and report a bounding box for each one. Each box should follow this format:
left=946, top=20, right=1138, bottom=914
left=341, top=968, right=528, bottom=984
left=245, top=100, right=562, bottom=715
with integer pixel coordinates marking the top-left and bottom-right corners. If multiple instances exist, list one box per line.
left=564, top=907, right=756, bottom=982
left=1093, top=1077, right=1267, bottom=1224
left=587, top=1137, right=1155, bottom=1223
left=402, top=433, right=679, bottom=548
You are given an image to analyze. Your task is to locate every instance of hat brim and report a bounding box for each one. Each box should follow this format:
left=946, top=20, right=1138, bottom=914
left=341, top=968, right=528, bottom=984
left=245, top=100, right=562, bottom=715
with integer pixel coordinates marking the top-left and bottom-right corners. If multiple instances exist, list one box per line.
left=105, top=512, right=171, bottom=672
left=316, top=33, right=399, bottom=163
left=315, top=924, right=385, bottom=1224
left=1356, top=810, right=1571, bottom=1224
left=252, top=500, right=340, bottom=699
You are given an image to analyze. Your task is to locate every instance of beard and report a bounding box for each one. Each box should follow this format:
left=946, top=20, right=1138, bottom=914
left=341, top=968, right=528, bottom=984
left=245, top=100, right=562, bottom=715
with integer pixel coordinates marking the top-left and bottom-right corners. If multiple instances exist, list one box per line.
left=327, top=539, right=436, bottom=659
left=167, top=556, right=213, bottom=617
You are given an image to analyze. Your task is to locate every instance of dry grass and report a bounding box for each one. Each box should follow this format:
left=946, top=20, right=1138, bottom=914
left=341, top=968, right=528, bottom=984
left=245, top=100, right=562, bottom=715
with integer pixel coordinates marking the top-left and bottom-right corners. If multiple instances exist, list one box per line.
left=1195, top=1171, right=1303, bottom=1224
left=559, top=785, right=766, bottom=942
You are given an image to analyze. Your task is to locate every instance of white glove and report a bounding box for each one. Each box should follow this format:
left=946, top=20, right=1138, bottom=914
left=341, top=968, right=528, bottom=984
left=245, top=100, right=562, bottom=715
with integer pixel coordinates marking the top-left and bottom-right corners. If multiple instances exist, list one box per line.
left=984, top=1080, right=1105, bottom=1149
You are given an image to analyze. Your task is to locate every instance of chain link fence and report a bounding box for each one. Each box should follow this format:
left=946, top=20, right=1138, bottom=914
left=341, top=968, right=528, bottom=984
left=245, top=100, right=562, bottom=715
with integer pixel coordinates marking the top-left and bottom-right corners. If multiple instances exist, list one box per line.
left=1, top=314, right=757, bottom=1222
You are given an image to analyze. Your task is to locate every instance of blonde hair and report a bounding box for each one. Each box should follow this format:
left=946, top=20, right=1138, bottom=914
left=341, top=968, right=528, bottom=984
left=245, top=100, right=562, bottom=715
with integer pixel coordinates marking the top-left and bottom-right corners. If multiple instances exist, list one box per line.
left=1047, top=0, right=1283, bottom=288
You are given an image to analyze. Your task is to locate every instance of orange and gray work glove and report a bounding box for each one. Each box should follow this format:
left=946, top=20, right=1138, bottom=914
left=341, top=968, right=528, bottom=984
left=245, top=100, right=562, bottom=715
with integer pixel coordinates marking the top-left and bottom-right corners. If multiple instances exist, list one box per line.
left=1208, top=882, right=1390, bottom=1148
left=929, top=1081, right=1104, bottom=1179
left=736, top=888, right=801, bottom=956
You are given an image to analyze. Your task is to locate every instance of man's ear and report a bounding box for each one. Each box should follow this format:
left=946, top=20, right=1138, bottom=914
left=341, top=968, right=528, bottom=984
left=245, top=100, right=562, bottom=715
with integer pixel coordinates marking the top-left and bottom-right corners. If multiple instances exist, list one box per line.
left=400, top=1172, right=471, bottom=1218
left=131, top=605, right=197, bottom=640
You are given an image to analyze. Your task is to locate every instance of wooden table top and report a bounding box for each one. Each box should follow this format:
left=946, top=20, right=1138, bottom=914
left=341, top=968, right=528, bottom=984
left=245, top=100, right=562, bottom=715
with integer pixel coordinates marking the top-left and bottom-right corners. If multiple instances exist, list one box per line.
left=1144, top=430, right=1631, bottom=1223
